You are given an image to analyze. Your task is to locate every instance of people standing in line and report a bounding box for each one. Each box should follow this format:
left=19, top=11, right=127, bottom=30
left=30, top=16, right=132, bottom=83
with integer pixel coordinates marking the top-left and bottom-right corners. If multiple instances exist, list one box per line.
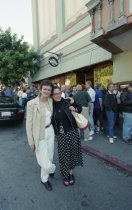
left=17, top=87, right=23, bottom=106
left=61, top=85, right=67, bottom=98
left=52, top=86, right=83, bottom=186
left=120, top=84, right=132, bottom=144
left=69, top=85, right=77, bottom=97
left=22, top=89, right=27, bottom=110
left=73, top=84, right=92, bottom=141
left=85, top=80, right=96, bottom=136
left=113, top=83, right=121, bottom=125
left=104, top=83, right=118, bottom=144
left=94, top=83, right=103, bottom=133
left=4, top=85, right=14, bottom=97
left=27, top=86, right=38, bottom=102
left=26, top=80, right=56, bottom=191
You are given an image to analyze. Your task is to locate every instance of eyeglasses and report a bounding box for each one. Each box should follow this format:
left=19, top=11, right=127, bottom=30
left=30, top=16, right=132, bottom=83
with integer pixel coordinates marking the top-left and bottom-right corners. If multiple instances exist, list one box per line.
left=53, top=92, right=61, bottom=96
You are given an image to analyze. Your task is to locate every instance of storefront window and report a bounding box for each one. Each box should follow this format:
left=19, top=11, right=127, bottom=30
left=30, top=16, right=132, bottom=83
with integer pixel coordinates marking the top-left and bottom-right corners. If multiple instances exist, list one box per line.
left=65, top=73, right=76, bottom=86
left=94, top=65, right=113, bottom=89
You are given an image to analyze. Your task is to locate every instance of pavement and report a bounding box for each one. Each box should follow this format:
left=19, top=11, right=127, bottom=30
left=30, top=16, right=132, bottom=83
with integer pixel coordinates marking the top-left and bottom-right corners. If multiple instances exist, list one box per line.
left=81, top=127, right=132, bottom=174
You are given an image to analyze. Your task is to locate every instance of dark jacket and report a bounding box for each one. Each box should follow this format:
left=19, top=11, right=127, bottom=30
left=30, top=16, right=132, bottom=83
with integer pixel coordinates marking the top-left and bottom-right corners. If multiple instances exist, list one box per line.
left=52, top=98, right=82, bottom=135
left=121, top=90, right=132, bottom=113
left=73, top=90, right=91, bottom=107
left=104, top=92, right=118, bottom=113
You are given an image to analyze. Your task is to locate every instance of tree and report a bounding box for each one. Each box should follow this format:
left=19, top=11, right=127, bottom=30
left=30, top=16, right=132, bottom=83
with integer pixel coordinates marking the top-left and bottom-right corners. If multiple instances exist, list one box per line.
left=0, top=28, right=39, bottom=86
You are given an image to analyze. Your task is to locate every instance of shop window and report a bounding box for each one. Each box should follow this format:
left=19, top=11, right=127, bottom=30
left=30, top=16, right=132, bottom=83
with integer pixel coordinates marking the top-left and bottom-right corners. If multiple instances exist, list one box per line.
left=65, top=73, right=76, bottom=86
left=94, top=65, right=113, bottom=89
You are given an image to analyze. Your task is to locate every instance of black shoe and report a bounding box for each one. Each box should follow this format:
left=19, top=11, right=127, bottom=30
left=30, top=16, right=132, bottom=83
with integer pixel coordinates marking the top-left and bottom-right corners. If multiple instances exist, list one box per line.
left=41, top=180, right=52, bottom=191
left=63, top=178, right=70, bottom=187
left=49, top=172, right=55, bottom=177
left=69, top=174, right=75, bottom=185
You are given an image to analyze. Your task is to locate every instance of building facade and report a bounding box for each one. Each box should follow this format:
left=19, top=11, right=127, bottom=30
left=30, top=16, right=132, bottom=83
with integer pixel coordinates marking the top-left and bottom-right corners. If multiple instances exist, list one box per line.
left=85, top=0, right=132, bottom=87
left=32, top=0, right=129, bottom=87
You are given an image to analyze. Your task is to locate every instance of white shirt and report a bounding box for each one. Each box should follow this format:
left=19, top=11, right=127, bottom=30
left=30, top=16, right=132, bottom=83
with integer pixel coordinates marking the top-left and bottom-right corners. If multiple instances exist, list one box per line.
left=45, top=108, right=52, bottom=125
left=87, top=87, right=96, bottom=102
left=61, top=92, right=65, bottom=99
left=22, top=92, right=27, bottom=98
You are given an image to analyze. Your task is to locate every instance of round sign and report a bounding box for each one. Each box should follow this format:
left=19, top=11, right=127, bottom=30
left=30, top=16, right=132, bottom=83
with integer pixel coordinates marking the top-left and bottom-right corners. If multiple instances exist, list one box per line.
left=48, top=56, right=59, bottom=67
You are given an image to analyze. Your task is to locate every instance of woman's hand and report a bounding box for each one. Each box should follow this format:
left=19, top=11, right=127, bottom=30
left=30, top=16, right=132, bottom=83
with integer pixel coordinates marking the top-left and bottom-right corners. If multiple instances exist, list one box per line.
left=69, top=106, right=76, bottom=112
left=66, top=97, right=74, bottom=104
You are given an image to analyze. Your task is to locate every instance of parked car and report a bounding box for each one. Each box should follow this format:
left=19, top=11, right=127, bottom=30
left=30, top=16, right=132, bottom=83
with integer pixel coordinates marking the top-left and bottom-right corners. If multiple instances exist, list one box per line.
left=0, top=96, right=25, bottom=124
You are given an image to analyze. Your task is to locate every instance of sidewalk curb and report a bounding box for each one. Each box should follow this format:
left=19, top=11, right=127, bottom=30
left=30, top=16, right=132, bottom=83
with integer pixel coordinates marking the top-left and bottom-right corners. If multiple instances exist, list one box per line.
left=82, top=145, right=132, bottom=174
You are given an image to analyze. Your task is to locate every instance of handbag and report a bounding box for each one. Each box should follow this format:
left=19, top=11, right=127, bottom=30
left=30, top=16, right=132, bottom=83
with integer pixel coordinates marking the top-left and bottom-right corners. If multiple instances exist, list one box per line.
left=72, top=111, right=88, bottom=130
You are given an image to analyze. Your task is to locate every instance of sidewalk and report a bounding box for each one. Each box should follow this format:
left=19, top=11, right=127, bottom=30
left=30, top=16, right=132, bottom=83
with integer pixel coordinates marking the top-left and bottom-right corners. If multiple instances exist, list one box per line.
left=81, top=130, right=132, bottom=174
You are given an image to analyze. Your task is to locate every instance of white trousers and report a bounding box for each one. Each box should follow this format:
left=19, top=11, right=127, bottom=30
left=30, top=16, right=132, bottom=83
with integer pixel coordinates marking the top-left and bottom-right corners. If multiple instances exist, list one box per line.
left=35, top=125, right=56, bottom=183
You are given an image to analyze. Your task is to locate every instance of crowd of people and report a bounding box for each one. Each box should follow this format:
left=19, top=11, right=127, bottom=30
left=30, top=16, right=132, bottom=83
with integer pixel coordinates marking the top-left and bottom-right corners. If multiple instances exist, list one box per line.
left=0, top=85, right=39, bottom=109
left=1, top=80, right=131, bottom=191
left=60, top=81, right=132, bottom=145
left=25, top=79, right=132, bottom=191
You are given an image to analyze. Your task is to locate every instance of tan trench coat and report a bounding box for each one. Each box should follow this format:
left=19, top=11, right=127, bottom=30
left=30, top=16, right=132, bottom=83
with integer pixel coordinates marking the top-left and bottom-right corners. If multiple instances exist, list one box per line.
left=26, top=97, right=53, bottom=148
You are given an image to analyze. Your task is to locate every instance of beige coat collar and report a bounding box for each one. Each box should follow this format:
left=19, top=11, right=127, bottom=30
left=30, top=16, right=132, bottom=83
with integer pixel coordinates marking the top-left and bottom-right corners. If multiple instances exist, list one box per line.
left=33, top=96, right=53, bottom=113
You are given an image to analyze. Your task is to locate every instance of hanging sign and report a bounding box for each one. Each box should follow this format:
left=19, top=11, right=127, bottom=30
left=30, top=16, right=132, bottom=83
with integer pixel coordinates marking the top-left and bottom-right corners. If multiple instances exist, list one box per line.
left=48, top=56, right=59, bottom=67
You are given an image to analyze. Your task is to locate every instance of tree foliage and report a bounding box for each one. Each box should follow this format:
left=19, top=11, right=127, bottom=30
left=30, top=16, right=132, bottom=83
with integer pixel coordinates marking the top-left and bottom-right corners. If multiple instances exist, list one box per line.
left=0, top=28, right=39, bottom=86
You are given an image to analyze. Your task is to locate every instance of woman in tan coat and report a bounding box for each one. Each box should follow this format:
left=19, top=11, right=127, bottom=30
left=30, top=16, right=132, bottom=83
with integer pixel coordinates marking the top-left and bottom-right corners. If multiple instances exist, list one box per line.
left=26, top=80, right=55, bottom=191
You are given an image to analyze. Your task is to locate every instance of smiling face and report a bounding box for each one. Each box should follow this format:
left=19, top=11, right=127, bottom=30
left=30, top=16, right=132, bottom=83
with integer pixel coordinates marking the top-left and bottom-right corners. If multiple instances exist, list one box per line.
left=52, top=87, right=62, bottom=102
left=40, top=85, right=52, bottom=99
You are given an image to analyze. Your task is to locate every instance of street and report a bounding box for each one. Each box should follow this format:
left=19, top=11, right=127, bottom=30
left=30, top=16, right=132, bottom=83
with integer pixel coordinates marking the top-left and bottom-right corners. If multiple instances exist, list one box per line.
left=0, top=122, right=132, bottom=210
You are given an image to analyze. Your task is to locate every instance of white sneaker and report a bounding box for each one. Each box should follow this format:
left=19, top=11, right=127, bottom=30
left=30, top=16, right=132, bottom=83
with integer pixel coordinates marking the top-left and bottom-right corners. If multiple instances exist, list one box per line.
left=89, top=130, right=94, bottom=136
left=84, top=136, right=93, bottom=141
left=113, top=136, right=117, bottom=139
left=109, top=138, right=114, bottom=144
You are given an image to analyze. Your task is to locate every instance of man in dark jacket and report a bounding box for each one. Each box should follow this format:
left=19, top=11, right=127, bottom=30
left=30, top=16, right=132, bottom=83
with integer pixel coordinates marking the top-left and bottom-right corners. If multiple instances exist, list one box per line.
left=73, top=84, right=92, bottom=141
left=104, top=83, right=118, bottom=143
left=121, top=84, right=132, bottom=144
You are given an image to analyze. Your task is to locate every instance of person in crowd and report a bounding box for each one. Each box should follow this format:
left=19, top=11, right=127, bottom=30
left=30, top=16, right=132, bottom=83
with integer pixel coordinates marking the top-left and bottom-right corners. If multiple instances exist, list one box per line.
left=69, top=85, right=77, bottom=97
left=73, top=84, right=92, bottom=141
left=104, top=83, right=118, bottom=144
left=61, top=85, right=67, bottom=98
left=0, top=87, right=5, bottom=96
left=52, top=86, right=83, bottom=186
left=22, top=89, right=27, bottom=110
left=26, top=80, right=56, bottom=191
left=27, top=86, right=38, bottom=102
left=85, top=80, right=96, bottom=136
left=4, top=85, right=14, bottom=97
left=120, top=84, right=132, bottom=144
left=113, top=83, right=121, bottom=125
left=17, top=87, right=23, bottom=106
left=94, top=83, right=103, bottom=133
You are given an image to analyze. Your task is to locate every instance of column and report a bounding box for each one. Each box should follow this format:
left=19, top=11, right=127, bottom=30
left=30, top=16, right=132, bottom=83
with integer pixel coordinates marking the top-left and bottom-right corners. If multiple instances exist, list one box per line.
left=89, top=9, right=95, bottom=34
left=119, top=0, right=125, bottom=18
left=97, top=3, right=102, bottom=30
left=108, top=0, right=115, bottom=24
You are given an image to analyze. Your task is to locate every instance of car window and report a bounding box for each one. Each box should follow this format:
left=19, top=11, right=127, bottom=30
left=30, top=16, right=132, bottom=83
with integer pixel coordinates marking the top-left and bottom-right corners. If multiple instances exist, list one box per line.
left=0, top=96, right=15, bottom=104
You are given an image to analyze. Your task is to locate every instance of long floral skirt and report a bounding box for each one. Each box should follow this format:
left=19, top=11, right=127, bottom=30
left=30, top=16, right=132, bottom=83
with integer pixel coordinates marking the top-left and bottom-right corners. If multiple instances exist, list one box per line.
left=57, top=129, right=83, bottom=179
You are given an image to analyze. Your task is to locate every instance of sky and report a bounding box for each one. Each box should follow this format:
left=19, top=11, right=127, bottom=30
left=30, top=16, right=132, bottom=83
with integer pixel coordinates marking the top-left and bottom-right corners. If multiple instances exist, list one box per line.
left=0, top=0, right=33, bottom=44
